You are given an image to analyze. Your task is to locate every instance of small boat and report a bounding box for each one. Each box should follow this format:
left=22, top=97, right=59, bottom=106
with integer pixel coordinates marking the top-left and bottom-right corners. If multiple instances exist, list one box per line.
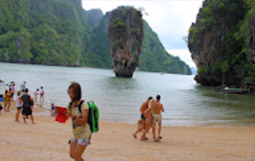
left=216, top=87, right=249, bottom=94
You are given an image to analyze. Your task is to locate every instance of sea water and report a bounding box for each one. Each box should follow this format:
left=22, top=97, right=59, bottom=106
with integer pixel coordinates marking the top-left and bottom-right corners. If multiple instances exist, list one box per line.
left=0, top=62, right=254, bottom=126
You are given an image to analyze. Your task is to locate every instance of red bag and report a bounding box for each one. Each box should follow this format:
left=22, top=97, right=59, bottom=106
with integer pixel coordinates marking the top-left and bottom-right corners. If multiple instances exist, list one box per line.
left=55, top=106, right=67, bottom=123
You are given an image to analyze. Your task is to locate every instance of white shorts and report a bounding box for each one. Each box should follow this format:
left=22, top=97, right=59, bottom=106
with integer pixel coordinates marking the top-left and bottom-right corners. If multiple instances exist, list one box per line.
left=153, top=114, right=162, bottom=122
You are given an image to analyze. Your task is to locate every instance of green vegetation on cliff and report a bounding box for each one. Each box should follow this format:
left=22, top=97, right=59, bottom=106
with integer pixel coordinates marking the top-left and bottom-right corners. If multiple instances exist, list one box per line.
left=188, top=0, right=255, bottom=86
left=0, top=0, right=89, bottom=66
left=0, top=0, right=191, bottom=75
left=140, top=21, right=190, bottom=74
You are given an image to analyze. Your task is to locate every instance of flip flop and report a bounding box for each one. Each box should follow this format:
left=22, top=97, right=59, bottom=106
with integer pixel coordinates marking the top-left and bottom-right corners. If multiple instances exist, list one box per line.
left=132, top=133, right=137, bottom=139
left=154, top=139, right=160, bottom=142
left=158, top=136, right=162, bottom=139
left=140, top=138, right=147, bottom=141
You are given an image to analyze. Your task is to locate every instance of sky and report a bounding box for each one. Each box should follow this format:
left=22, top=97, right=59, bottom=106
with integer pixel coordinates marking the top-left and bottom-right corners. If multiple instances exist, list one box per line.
left=81, top=0, right=204, bottom=68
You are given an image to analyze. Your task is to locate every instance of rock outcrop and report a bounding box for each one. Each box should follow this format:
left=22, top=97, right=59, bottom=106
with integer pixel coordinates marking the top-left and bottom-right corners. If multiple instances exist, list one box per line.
left=188, top=0, right=255, bottom=87
left=248, top=8, right=255, bottom=65
left=108, top=6, right=143, bottom=77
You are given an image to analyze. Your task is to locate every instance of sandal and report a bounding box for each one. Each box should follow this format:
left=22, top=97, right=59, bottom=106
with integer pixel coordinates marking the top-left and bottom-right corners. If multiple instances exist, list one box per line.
left=154, top=139, right=160, bottom=142
left=140, top=138, right=147, bottom=141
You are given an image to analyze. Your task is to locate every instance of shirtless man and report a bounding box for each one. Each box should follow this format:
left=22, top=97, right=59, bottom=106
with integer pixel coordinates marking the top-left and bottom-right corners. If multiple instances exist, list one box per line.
left=132, top=96, right=153, bottom=139
left=153, top=95, right=164, bottom=139
left=140, top=95, right=164, bottom=141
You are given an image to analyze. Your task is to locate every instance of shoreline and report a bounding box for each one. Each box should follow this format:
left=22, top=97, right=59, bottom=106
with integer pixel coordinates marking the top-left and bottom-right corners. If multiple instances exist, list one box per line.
left=3, top=102, right=255, bottom=128
left=1, top=103, right=255, bottom=161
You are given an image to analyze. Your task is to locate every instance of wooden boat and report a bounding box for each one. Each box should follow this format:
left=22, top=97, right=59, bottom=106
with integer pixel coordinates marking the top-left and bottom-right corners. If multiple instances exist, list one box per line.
left=216, top=87, right=250, bottom=94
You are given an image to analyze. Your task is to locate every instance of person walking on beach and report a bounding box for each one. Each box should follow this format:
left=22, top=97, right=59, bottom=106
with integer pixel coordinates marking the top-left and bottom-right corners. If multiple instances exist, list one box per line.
left=153, top=95, right=164, bottom=139
left=140, top=99, right=159, bottom=142
left=21, top=88, right=36, bottom=124
left=132, top=96, right=152, bottom=139
left=4, top=89, right=11, bottom=112
left=15, top=91, right=23, bottom=122
left=65, top=82, right=91, bottom=161
left=40, top=86, right=44, bottom=103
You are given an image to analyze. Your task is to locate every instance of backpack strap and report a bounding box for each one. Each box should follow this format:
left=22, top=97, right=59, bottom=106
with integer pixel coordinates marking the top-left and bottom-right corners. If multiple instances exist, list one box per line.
left=69, top=100, right=84, bottom=114
left=68, top=102, right=72, bottom=111
left=77, top=100, right=84, bottom=114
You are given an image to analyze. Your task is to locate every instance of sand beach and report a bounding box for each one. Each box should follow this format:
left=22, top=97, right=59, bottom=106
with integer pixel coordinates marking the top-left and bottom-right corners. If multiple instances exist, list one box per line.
left=0, top=103, right=255, bottom=161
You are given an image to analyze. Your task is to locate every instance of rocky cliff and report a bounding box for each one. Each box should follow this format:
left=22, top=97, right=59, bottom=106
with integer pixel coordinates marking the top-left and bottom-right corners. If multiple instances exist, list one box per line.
left=188, top=0, right=255, bottom=87
left=108, top=7, right=144, bottom=77
left=248, top=7, right=255, bottom=65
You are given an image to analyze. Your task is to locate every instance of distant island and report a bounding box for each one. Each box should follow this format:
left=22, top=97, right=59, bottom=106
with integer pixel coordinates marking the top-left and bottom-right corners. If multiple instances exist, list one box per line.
left=0, top=0, right=191, bottom=75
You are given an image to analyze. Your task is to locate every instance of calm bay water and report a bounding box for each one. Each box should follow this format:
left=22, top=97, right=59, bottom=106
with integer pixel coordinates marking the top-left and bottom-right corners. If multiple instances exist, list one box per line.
left=0, top=63, right=254, bottom=126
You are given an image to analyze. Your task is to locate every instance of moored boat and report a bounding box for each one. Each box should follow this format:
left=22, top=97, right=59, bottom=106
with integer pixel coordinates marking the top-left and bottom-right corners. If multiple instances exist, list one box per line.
left=215, top=87, right=250, bottom=94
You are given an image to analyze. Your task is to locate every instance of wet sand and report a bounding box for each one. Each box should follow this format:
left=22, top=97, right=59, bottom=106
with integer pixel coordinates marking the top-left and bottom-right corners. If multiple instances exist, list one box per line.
left=0, top=103, right=254, bottom=161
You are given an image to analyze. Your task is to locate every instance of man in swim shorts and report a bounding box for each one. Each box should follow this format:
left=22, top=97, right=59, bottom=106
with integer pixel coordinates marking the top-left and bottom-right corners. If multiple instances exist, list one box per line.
left=21, top=88, right=36, bottom=124
left=152, top=95, right=164, bottom=139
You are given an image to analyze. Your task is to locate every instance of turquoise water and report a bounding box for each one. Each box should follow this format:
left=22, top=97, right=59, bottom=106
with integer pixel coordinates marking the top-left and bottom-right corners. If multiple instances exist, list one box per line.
left=0, top=63, right=254, bottom=126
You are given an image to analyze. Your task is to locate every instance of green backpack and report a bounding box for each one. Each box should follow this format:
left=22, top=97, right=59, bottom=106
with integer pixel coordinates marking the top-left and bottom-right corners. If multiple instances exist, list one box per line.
left=69, top=100, right=99, bottom=133
left=87, top=101, right=99, bottom=133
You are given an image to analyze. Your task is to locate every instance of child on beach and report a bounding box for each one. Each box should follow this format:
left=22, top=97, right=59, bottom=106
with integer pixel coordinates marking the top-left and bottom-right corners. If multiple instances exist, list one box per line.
left=4, top=89, right=11, bottom=112
left=65, top=82, right=91, bottom=161
left=15, top=91, right=23, bottom=122
left=40, top=86, right=44, bottom=103
left=10, top=83, right=15, bottom=101
left=50, top=103, right=57, bottom=117
left=34, top=88, right=39, bottom=103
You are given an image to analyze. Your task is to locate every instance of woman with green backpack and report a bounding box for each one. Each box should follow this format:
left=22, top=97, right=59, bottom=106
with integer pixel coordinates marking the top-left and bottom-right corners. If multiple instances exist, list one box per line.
left=65, top=82, right=91, bottom=161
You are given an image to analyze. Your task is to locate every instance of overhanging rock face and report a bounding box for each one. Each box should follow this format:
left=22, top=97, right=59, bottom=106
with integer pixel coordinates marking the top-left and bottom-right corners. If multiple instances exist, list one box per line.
left=108, top=7, right=143, bottom=77
left=248, top=8, right=255, bottom=65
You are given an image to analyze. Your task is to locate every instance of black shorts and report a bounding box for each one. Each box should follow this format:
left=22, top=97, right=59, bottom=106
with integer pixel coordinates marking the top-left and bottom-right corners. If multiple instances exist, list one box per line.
left=141, top=114, right=146, bottom=120
left=17, top=107, right=22, bottom=110
left=22, top=106, right=32, bottom=116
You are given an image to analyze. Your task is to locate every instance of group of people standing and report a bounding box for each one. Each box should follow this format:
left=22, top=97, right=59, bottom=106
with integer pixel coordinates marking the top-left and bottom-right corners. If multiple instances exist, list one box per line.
left=0, top=81, right=45, bottom=124
left=33, top=86, right=45, bottom=103
left=133, top=95, right=164, bottom=142
left=0, top=82, right=16, bottom=112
